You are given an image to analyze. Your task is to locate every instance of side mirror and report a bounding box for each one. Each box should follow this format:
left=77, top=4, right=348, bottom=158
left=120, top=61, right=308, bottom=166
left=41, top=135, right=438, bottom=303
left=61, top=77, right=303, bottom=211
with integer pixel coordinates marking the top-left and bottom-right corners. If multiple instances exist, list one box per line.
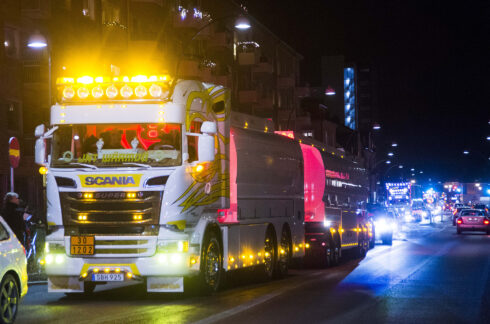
left=200, top=121, right=217, bottom=135
left=35, top=138, right=47, bottom=166
left=198, top=133, right=215, bottom=162
left=34, top=124, right=45, bottom=137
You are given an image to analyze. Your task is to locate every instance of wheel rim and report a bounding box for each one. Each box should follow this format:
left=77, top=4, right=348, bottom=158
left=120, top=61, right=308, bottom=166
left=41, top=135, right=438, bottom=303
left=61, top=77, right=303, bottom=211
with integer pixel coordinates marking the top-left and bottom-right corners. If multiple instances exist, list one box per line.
left=264, top=233, right=274, bottom=276
left=204, top=239, right=220, bottom=289
left=0, top=278, right=18, bottom=323
left=278, top=232, right=290, bottom=273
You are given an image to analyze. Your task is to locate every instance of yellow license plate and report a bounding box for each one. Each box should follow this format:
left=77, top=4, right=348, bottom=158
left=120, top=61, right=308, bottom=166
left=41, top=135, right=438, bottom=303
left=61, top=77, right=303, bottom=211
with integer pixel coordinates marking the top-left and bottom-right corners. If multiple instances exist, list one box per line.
left=70, top=236, right=95, bottom=255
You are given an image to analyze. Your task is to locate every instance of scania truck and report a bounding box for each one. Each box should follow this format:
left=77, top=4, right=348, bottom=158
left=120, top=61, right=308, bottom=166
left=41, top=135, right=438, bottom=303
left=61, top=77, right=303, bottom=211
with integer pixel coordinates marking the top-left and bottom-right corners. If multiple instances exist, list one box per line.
left=35, top=75, right=305, bottom=293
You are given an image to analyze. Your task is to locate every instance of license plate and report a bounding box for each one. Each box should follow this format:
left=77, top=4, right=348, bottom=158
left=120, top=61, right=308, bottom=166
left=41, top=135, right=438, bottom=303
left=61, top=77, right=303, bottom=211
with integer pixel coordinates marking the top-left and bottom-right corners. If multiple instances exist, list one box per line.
left=70, top=236, right=95, bottom=255
left=92, top=273, right=124, bottom=282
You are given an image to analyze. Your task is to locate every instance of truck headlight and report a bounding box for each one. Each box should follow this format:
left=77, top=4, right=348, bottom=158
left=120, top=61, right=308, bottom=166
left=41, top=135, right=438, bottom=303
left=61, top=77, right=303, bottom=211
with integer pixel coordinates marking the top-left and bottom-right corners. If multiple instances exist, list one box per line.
left=156, top=240, right=189, bottom=253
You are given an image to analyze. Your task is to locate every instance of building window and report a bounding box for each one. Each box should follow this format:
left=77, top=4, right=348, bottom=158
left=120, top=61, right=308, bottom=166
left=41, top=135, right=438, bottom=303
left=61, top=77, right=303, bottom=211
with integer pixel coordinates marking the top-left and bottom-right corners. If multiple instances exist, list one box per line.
left=4, top=27, right=19, bottom=59
left=6, top=102, right=21, bottom=132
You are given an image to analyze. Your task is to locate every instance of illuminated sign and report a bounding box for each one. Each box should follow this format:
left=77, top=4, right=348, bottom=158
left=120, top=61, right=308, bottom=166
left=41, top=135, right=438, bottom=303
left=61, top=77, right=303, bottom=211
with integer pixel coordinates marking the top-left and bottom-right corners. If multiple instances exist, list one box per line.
left=275, top=131, right=295, bottom=139
left=325, top=170, right=350, bottom=180
left=79, top=174, right=142, bottom=187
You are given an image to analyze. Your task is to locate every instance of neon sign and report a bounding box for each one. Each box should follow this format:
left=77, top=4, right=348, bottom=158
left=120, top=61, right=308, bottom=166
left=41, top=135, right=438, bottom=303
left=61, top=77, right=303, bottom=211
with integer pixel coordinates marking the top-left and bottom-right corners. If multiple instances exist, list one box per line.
left=325, top=170, right=349, bottom=180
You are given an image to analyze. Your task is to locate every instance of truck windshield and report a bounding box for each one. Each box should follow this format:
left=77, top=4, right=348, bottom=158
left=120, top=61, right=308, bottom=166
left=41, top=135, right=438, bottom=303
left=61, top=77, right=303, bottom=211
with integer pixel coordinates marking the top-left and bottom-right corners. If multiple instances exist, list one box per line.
left=51, top=123, right=182, bottom=168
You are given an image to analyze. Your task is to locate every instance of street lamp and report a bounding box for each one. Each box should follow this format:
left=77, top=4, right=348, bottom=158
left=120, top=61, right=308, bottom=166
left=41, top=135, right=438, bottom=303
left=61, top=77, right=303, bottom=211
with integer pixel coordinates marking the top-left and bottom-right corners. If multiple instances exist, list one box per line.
left=391, top=142, right=398, bottom=147
left=234, top=16, right=251, bottom=30
left=372, top=123, right=381, bottom=130
left=387, top=152, right=394, bottom=157
left=463, top=150, right=470, bottom=155
left=27, top=31, right=51, bottom=106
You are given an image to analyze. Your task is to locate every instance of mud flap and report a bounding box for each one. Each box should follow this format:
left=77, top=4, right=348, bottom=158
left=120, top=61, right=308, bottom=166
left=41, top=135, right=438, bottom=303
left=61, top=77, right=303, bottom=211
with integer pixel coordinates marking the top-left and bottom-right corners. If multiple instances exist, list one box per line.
left=147, top=276, right=184, bottom=292
left=48, top=276, right=83, bottom=292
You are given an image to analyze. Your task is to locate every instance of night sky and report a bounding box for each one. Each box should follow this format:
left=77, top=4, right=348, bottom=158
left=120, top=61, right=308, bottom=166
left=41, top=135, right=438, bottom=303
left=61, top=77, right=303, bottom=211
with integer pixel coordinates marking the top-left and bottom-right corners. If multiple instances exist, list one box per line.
left=244, top=0, right=490, bottom=183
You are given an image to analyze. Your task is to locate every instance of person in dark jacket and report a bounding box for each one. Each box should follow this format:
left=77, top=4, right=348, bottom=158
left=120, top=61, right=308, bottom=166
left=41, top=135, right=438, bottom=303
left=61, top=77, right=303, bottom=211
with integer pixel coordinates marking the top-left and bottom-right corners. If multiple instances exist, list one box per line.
left=1, top=192, right=25, bottom=244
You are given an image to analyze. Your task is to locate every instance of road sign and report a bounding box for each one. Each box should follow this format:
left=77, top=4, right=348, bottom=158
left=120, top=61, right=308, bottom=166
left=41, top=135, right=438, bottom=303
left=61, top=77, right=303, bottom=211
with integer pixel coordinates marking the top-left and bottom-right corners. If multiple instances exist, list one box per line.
left=9, top=137, right=20, bottom=168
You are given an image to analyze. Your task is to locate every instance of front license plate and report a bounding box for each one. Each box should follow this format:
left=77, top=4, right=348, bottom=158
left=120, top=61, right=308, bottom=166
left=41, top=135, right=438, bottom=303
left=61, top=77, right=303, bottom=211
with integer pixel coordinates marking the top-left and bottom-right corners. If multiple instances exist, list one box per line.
left=92, top=273, right=124, bottom=282
left=70, top=236, right=95, bottom=255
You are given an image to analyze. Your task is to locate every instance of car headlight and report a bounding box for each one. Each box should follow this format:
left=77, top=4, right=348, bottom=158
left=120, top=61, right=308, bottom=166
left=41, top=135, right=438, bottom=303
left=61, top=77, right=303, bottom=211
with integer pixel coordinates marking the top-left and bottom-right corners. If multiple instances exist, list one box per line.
left=156, top=240, right=189, bottom=253
left=323, top=220, right=332, bottom=228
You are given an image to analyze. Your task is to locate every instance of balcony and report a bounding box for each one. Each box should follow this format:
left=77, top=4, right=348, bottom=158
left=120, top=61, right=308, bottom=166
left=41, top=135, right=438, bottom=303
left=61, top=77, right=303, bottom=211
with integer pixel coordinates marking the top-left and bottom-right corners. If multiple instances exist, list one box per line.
left=252, top=62, right=273, bottom=74
left=238, top=52, right=257, bottom=66
left=207, top=32, right=232, bottom=49
left=295, top=86, right=311, bottom=98
left=238, top=90, right=258, bottom=104
left=173, top=14, right=206, bottom=30
left=277, top=76, right=295, bottom=88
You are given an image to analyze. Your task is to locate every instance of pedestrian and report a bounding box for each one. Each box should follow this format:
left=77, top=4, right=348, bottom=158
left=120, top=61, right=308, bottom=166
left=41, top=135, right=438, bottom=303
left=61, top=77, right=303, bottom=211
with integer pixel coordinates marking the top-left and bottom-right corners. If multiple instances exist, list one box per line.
left=1, top=192, right=26, bottom=244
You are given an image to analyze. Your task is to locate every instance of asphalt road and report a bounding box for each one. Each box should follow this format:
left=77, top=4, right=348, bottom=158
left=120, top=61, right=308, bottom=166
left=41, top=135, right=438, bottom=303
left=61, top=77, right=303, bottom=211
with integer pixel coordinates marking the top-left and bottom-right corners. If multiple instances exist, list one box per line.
left=17, top=218, right=490, bottom=324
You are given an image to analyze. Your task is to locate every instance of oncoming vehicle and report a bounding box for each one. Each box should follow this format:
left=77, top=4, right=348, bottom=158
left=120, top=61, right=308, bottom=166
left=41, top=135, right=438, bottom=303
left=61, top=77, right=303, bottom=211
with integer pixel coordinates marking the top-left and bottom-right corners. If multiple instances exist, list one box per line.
left=0, top=217, right=28, bottom=324
left=456, top=209, right=490, bottom=235
left=373, top=210, right=395, bottom=245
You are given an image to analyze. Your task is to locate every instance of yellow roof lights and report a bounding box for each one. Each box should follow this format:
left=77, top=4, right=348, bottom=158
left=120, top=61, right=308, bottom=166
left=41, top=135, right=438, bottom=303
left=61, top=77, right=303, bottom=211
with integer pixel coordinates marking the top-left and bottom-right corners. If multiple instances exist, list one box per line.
left=77, top=76, right=94, bottom=84
left=56, top=74, right=172, bottom=103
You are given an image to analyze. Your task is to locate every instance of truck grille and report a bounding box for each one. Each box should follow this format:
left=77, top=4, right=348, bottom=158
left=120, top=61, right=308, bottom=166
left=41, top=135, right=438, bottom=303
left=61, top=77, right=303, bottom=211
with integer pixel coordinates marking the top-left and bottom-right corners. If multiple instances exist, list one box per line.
left=66, top=236, right=157, bottom=257
left=59, top=191, right=162, bottom=236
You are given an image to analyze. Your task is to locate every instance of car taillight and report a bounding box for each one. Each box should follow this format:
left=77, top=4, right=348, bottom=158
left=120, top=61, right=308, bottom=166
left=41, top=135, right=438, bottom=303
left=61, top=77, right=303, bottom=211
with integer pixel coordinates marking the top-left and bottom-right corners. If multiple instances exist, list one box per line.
left=484, top=219, right=489, bottom=225
left=457, top=219, right=463, bottom=224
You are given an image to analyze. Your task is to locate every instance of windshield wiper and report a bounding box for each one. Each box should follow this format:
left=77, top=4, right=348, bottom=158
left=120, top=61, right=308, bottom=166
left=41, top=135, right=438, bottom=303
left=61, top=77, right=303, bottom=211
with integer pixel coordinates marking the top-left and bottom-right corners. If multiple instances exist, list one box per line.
left=121, top=162, right=151, bottom=169
left=66, top=162, right=98, bottom=170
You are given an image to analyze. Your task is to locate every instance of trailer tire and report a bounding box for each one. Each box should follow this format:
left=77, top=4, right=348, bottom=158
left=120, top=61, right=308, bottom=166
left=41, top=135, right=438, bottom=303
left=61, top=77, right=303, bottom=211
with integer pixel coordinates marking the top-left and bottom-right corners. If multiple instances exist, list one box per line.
left=275, top=226, right=291, bottom=278
left=199, top=230, right=224, bottom=294
left=261, top=226, right=277, bottom=280
left=331, top=235, right=341, bottom=266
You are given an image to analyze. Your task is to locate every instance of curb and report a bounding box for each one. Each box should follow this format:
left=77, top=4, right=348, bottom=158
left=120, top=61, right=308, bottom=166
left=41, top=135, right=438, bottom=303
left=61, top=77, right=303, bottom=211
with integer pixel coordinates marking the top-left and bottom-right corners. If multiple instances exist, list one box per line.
left=28, top=280, right=47, bottom=286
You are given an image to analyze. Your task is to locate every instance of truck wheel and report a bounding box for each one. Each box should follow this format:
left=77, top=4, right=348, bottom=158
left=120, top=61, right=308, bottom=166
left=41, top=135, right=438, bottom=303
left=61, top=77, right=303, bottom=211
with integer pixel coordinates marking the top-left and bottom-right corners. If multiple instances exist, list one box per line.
left=275, top=227, right=291, bottom=278
left=0, top=274, right=19, bottom=324
left=331, top=236, right=341, bottom=266
left=324, top=247, right=333, bottom=268
left=357, top=237, right=367, bottom=257
left=200, top=231, right=224, bottom=294
left=369, top=227, right=375, bottom=249
left=263, top=227, right=276, bottom=280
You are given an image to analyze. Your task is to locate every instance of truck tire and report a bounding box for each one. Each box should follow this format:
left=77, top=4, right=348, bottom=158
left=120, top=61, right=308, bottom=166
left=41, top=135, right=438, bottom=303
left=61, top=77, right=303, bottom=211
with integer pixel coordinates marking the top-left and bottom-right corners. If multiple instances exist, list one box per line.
left=262, top=227, right=276, bottom=280
left=331, top=235, right=341, bottom=266
left=199, top=230, right=224, bottom=294
left=275, top=227, right=291, bottom=278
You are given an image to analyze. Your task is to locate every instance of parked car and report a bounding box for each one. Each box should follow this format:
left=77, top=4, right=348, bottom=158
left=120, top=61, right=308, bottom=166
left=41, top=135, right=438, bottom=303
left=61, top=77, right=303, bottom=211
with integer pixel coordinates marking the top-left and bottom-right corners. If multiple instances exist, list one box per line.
left=456, top=209, right=490, bottom=235
left=0, top=216, right=28, bottom=324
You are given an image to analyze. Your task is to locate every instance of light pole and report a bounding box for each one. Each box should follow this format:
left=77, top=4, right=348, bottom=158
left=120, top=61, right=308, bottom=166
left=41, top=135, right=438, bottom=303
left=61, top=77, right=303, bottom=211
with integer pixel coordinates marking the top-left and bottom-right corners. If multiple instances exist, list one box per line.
left=27, top=31, right=51, bottom=106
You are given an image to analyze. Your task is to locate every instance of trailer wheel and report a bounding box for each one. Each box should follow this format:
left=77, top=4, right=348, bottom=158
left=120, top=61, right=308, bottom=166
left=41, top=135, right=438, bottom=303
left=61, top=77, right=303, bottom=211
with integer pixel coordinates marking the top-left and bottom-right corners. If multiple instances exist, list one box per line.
left=262, top=227, right=276, bottom=280
left=357, top=235, right=367, bottom=258
left=331, top=235, right=341, bottom=266
left=275, top=227, right=291, bottom=278
left=200, top=230, right=223, bottom=294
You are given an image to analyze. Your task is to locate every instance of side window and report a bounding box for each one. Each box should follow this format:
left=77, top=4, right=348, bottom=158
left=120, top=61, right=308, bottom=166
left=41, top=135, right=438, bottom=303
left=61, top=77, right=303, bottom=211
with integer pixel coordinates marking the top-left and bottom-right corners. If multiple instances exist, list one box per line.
left=187, top=121, right=202, bottom=162
left=0, top=224, right=10, bottom=241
